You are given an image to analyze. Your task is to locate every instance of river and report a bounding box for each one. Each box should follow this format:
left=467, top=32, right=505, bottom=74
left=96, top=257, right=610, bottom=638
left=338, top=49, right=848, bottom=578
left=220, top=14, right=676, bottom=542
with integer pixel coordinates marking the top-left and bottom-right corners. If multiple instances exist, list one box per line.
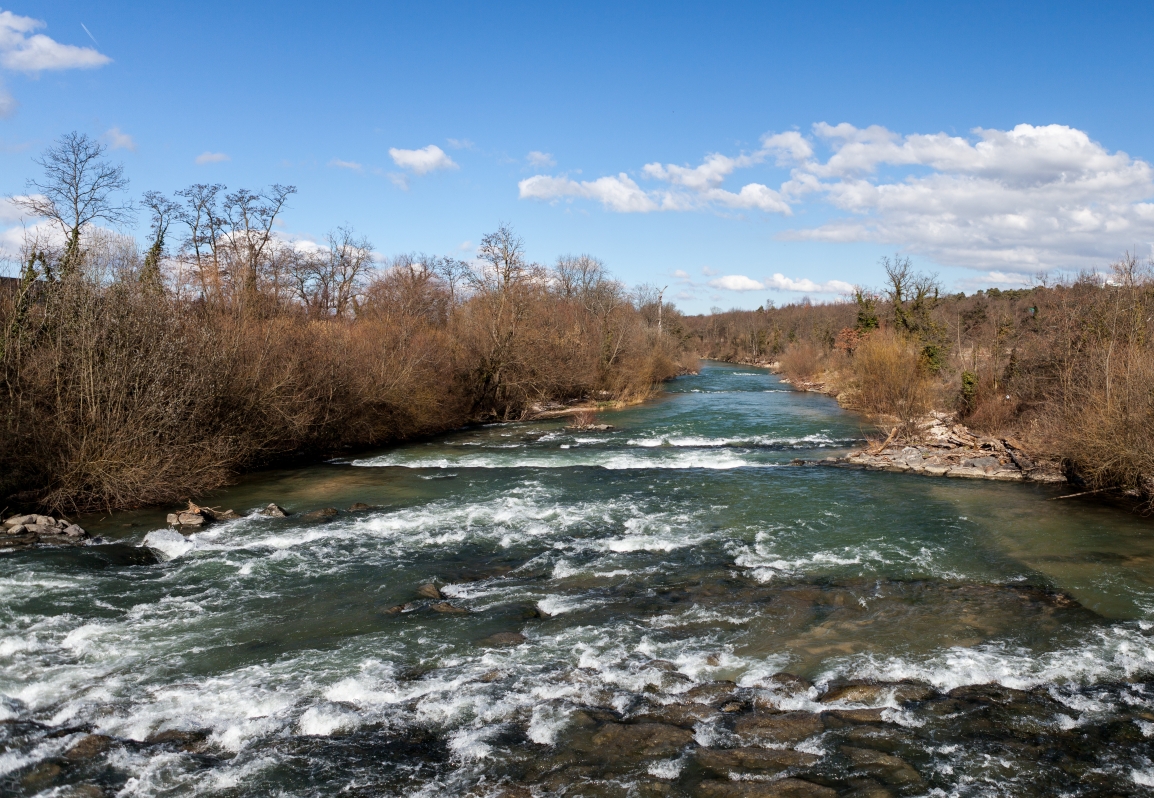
left=3, top=362, right=1154, bottom=796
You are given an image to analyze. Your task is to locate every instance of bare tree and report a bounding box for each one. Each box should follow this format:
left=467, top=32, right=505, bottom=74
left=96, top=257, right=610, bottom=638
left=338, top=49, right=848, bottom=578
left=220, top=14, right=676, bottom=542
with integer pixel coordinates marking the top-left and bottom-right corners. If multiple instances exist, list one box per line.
left=288, top=228, right=374, bottom=317
left=220, top=185, right=296, bottom=304
left=430, top=256, right=473, bottom=305
left=175, top=183, right=225, bottom=299
left=14, top=132, right=133, bottom=277
left=474, top=223, right=528, bottom=292
left=140, top=191, right=180, bottom=293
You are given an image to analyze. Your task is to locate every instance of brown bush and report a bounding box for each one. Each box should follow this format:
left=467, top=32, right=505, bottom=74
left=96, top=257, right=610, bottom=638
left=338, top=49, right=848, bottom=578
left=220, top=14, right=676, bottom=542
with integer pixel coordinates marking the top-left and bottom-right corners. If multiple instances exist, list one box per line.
left=848, top=330, right=932, bottom=436
left=0, top=237, right=691, bottom=513
left=779, top=341, right=820, bottom=382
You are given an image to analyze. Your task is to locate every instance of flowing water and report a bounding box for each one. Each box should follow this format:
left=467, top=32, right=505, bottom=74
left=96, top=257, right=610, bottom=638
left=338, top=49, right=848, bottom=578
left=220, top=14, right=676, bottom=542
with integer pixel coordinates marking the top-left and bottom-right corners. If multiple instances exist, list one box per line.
left=4, top=363, right=1154, bottom=797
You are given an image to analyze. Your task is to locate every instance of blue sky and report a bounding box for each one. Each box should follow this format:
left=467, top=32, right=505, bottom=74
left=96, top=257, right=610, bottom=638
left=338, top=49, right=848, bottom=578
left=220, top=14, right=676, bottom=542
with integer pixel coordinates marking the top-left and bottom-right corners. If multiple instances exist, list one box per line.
left=2, top=1, right=1153, bottom=312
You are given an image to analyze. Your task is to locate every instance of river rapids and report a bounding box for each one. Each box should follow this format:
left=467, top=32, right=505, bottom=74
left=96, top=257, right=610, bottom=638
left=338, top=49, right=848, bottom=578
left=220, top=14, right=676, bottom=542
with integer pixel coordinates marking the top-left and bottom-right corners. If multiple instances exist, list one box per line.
left=3, top=363, right=1154, bottom=796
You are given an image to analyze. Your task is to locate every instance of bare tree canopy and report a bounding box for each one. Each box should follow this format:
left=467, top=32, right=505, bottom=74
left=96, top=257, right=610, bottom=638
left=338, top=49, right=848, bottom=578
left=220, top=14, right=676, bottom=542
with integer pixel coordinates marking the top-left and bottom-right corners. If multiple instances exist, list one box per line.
left=475, top=223, right=529, bottom=291
left=14, top=132, right=133, bottom=275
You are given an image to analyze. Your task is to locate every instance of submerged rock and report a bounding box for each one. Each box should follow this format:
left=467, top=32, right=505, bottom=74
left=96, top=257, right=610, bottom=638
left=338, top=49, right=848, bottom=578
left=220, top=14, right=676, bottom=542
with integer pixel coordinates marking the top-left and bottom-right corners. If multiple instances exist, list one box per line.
left=416, top=583, right=443, bottom=600
left=695, top=747, right=820, bottom=777
left=840, top=746, right=923, bottom=787
left=589, top=722, right=693, bottom=757
left=476, top=631, right=526, bottom=647
left=299, top=507, right=339, bottom=522
left=430, top=601, right=468, bottom=614
left=696, top=778, right=836, bottom=797
left=732, top=711, right=824, bottom=745
left=144, top=728, right=210, bottom=751
left=65, top=733, right=112, bottom=760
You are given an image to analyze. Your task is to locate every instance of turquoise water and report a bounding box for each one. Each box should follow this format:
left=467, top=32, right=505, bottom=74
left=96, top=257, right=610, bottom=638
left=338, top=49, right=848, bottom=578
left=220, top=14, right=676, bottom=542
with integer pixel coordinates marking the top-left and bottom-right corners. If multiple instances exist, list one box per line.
left=3, top=362, right=1154, bottom=796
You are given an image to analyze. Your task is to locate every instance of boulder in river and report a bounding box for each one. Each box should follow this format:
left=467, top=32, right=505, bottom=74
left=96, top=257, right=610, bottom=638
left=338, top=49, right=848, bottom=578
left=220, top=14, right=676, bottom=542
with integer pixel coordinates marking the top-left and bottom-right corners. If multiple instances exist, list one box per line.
left=416, top=583, right=443, bottom=600
left=695, top=747, right=820, bottom=777
left=299, top=507, right=339, bottom=522
left=696, top=778, right=837, bottom=797
left=476, top=631, right=526, bottom=647
left=430, top=601, right=468, bottom=614
left=2, top=514, right=88, bottom=548
left=732, top=711, right=824, bottom=745
left=261, top=503, right=290, bottom=517
left=840, top=746, right=923, bottom=787
left=65, top=734, right=112, bottom=760
left=589, top=721, right=693, bottom=757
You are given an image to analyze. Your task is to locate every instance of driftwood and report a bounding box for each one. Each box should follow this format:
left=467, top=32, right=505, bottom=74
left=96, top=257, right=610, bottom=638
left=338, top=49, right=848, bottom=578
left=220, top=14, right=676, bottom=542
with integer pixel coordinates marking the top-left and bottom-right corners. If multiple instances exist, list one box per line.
left=1049, top=487, right=1115, bottom=501
left=869, top=426, right=899, bottom=455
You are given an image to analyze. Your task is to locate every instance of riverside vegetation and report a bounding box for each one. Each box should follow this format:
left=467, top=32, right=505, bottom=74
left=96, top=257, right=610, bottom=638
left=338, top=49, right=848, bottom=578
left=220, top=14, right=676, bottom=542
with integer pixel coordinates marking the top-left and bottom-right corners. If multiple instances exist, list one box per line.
left=686, top=254, right=1154, bottom=505
left=0, top=133, right=694, bottom=515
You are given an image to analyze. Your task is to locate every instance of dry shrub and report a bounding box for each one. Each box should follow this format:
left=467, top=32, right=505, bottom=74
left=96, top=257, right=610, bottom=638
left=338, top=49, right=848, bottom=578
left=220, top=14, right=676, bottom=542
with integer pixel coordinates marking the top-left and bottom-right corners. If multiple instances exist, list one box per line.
left=1, top=255, right=693, bottom=512
left=849, top=330, right=932, bottom=435
left=780, top=341, right=820, bottom=382
left=1050, top=352, right=1154, bottom=491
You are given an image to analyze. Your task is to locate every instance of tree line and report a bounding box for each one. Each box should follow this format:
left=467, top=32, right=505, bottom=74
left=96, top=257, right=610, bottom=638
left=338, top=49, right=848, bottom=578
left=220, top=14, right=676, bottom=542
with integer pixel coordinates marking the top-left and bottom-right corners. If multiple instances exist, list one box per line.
left=686, top=255, right=1154, bottom=502
left=0, top=133, right=695, bottom=513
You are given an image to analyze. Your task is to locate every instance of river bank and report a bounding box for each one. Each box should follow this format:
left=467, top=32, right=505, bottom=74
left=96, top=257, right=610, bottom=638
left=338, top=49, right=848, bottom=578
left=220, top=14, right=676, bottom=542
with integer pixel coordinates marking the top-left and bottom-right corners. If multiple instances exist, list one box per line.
left=724, top=357, right=1080, bottom=491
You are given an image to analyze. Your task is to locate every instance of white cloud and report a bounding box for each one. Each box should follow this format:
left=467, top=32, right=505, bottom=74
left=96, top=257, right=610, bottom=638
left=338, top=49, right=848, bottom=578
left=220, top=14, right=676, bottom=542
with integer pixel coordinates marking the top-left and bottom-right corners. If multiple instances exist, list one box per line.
left=765, top=273, right=855, bottom=294
left=787, top=122, right=1154, bottom=271
left=709, top=274, right=764, bottom=291
left=527, top=150, right=555, bottom=167
left=520, top=121, right=1154, bottom=273
left=195, top=151, right=229, bottom=165
left=446, top=138, right=474, bottom=150
left=389, top=144, right=457, bottom=175
left=103, top=127, right=136, bottom=152
left=328, top=158, right=362, bottom=171
left=673, top=269, right=691, bottom=280
left=518, top=173, right=657, bottom=213
left=0, top=10, right=110, bottom=72
left=701, top=266, right=717, bottom=276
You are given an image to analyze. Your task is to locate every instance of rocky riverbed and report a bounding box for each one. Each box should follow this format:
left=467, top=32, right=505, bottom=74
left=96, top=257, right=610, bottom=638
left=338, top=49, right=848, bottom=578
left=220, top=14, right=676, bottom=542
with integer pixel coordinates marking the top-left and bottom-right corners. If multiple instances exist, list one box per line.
left=796, top=412, right=1069, bottom=485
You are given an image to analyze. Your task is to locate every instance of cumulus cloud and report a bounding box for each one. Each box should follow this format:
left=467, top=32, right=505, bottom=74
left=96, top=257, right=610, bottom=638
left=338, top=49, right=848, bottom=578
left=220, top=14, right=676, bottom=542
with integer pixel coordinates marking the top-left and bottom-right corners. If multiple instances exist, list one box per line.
left=328, top=158, right=362, bottom=171
left=703, top=271, right=853, bottom=294
left=786, top=122, right=1154, bottom=271
left=527, top=150, right=555, bottom=167
left=389, top=144, right=457, bottom=175
left=765, top=274, right=855, bottom=294
left=195, top=151, right=229, bottom=165
left=518, top=173, right=657, bottom=213
left=708, top=274, right=764, bottom=291
left=520, top=122, right=1154, bottom=272
left=0, top=10, right=110, bottom=72
left=103, top=127, right=135, bottom=152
